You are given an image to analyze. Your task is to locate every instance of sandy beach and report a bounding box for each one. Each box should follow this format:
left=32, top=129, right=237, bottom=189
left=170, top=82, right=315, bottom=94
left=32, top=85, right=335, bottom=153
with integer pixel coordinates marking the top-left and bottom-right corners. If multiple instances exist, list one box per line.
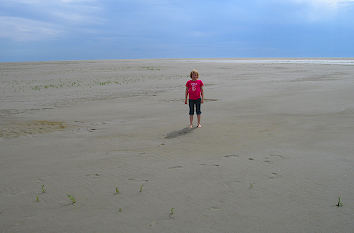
left=1, top=59, right=353, bottom=233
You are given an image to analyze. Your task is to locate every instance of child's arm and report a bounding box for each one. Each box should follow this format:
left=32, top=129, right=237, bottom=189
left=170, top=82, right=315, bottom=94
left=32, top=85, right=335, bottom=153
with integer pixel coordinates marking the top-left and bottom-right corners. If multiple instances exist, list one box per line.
left=185, top=87, right=188, bottom=104
left=200, top=86, right=204, bottom=103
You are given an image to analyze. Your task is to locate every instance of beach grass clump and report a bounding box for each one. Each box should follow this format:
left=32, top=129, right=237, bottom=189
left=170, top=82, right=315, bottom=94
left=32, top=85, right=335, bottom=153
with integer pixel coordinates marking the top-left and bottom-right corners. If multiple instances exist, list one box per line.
left=71, top=81, right=80, bottom=87
left=32, top=85, right=41, bottom=91
left=169, top=208, right=175, bottom=218
left=31, top=81, right=79, bottom=91
left=142, top=66, right=160, bottom=71
left=115, top=187, right=120, bottom=194
left=336, top=195, right=343, bottom=207
left=139, top=184, right=144, bottom=193
left=66, top=194, right=76, bottom=205
left=99, top=81, right=112, bottom=86
left=44, top=84, right=60, bottom=89
left=97, top=80, right=120, bottom=86
left=41, top=184, right=46, bottom=193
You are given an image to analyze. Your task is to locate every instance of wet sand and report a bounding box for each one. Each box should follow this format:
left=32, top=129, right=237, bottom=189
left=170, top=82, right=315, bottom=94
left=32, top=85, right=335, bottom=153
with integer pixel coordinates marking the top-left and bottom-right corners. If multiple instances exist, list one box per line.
left=1, top=59, right=354, bottom=233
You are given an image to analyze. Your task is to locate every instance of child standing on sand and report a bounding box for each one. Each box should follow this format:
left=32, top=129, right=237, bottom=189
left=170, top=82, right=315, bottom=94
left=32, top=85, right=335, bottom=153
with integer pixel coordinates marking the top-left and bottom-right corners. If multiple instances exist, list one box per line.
left=185, top=69, right=204, bottom=128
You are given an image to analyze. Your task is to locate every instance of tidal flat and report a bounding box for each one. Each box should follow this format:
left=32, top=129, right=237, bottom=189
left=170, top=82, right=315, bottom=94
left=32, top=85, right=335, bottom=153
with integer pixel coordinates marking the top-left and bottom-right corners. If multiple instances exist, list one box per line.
left=1, top=59, right=354, bottom=233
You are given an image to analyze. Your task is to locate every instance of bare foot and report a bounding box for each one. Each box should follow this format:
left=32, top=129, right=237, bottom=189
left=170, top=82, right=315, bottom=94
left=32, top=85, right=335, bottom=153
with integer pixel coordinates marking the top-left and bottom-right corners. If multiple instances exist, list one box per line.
left=189, top=125, right=193, bottom=128
left=197, top=124, right=202, bottom=128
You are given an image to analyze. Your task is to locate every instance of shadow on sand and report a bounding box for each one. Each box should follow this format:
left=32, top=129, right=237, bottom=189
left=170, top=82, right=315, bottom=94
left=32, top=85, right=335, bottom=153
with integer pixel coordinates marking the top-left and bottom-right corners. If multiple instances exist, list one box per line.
left=165, top=127, right=196, bottom=139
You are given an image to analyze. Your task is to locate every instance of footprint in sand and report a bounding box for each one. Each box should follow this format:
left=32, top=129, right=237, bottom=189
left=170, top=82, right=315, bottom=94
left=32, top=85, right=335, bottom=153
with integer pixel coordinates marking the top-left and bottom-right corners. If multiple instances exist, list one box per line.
left=224, top=154, right=239, bottom=158
left=85, top=173, right=101, bottom=177
left=208, top=206, right=222, bottom=211
left=168, top=165, right=183, bottom=169
left=269, top=172, right=281, bottom=179
left=204, top=98, right=219, bottom=102
left=128, top=178, right=150, bottom=182
left=199, top=163, right=221, bottom=167
left=270, top=154, right=286, bottom=159
left=263, top=154, right=286, bottom=164
left=264, top=157, right=273, bottom=164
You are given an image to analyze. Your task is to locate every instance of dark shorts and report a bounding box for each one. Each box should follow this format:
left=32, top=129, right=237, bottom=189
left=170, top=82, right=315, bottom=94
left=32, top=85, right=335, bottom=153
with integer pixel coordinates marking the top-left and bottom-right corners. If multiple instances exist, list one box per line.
left=189, top=98, right=201, bottom=115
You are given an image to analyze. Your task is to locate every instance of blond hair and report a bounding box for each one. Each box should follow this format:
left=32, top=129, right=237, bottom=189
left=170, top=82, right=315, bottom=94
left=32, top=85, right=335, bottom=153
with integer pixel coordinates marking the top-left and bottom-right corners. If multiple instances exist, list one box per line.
left=190, top=69, right=199, bottom=78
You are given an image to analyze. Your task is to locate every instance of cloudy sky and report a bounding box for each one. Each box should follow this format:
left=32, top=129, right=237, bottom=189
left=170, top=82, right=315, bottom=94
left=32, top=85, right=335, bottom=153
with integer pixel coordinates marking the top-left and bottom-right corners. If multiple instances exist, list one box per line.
left=0, top=0, right=354, bottom=62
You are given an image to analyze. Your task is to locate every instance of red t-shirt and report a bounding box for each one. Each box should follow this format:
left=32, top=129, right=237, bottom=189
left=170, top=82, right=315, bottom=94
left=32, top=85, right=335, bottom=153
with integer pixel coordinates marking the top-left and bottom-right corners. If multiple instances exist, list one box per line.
left=186, top=80, right=204, bottom=100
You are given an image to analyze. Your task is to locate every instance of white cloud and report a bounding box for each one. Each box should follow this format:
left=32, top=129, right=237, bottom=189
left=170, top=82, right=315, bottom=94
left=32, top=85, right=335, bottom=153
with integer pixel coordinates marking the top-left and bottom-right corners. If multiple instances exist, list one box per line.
left=3, top=0, right=97, bottom=4
left=7, top=0, right=103, bottom=21
left=286, top=0, right=354, bottom=21
left=51, top=11, right=103, bottom=24
left=291, top=0, right=354, bottom=8
left=0, top=16, right=62, bottom=41
left=0, top=0, right=103, bottom=41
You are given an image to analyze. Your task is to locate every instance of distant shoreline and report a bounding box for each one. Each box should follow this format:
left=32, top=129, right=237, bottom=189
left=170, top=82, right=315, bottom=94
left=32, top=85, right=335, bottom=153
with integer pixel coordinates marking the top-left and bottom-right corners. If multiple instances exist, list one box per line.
left=1, top=57, right=354, bottom=65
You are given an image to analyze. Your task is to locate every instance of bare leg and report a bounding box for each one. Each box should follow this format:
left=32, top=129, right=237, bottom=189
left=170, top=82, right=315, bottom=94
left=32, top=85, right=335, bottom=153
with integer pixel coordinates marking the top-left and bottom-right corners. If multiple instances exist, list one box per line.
left=197, top=114, right=202, bottom=127
left=189, top=115, right=193, bottom=128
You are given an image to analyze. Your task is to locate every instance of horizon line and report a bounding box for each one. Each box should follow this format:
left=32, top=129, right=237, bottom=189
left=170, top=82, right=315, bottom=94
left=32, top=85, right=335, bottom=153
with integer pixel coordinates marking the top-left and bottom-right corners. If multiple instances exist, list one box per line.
left=2, top=57, right=354, bottom=64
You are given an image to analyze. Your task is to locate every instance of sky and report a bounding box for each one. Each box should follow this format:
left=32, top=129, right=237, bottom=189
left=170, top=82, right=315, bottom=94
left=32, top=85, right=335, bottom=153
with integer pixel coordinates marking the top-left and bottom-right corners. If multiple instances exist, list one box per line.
left=0, top=0, right=354, bottom=62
